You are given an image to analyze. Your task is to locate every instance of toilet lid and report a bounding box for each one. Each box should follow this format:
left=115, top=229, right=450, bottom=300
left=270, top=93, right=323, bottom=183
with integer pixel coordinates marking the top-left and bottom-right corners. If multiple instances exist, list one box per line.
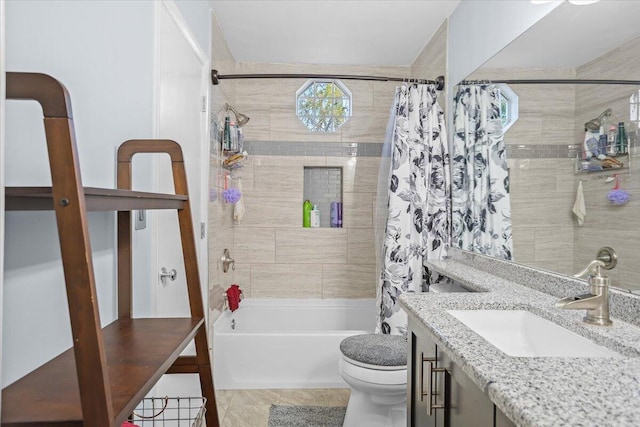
left=340, top=334, right=407, bottom=367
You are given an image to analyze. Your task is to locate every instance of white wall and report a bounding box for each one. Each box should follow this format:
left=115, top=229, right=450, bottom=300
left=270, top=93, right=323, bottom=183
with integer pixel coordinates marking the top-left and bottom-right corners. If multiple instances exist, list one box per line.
left=2, top=0, right=212, bottom=387
left=447, top=0, right=561, bottom=85
left=174, top=0, right=212, bottom=58
left=0, top=0, right=6, bottom=410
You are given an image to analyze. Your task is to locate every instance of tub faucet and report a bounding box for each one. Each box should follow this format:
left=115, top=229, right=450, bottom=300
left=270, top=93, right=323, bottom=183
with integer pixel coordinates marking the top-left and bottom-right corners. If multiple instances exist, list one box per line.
left=555, top=247, right=617, bottom=326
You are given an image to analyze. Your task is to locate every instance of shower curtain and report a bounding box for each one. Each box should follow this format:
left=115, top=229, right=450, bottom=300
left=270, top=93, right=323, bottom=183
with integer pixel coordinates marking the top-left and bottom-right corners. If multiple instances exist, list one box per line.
left=375, top=83, right=450, bottom=336
left=451, top=84, right=513, bottom=260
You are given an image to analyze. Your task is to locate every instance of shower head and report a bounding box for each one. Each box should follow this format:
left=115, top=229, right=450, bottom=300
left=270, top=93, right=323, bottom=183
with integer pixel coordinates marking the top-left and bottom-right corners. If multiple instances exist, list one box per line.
left=225, top=103, right=250, bottom=127
left=585, top=108, right=612, bottom=131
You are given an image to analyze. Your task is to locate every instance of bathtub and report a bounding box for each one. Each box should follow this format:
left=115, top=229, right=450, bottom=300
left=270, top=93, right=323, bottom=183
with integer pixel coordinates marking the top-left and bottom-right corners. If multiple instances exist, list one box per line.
left=213, top=298, right=376, bottom=389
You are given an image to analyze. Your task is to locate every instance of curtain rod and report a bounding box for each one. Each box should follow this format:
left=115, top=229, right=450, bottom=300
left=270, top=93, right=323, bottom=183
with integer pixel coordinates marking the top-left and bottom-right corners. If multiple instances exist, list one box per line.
left=459, top=79, right=640, bottom=86
left=211, top=69, right=446, bottom=91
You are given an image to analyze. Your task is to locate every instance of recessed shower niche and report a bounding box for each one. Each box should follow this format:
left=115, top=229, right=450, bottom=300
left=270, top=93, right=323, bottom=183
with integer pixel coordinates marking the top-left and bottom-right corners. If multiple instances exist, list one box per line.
left=303, top=166, right=343, bottom=228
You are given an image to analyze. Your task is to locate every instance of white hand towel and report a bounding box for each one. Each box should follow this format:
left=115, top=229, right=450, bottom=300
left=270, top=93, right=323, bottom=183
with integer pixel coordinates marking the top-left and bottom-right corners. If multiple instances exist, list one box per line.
left=233, top=178, right=245, bottom=223
left=572, top=180, right=586, bottom=226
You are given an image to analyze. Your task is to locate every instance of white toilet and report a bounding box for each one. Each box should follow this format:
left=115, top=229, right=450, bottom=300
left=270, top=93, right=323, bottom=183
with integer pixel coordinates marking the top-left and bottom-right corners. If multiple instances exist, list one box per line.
left=339, top=334, right=407, bottom=427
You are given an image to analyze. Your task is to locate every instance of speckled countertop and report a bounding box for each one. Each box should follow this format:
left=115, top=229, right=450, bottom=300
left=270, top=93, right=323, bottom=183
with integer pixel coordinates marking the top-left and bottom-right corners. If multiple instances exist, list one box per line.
left=400, top=249, right=640, bottom=427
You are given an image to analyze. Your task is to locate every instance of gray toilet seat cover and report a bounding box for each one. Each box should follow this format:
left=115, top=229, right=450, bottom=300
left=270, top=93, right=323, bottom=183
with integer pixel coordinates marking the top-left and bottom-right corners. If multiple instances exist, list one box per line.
left=340, top=334, right=407, bottom=366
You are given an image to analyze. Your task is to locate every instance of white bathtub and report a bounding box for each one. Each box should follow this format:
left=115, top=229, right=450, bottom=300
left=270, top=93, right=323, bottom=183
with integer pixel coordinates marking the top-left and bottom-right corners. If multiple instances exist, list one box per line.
left=213, top=298, right=376, bottom=389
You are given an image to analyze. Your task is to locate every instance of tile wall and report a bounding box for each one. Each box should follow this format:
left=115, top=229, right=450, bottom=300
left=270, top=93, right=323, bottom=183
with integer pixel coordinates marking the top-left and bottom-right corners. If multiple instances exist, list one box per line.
left=229, top=61, right=406, bottom=298
left=208, top=16, right=448, bottom=304
left=220, top=23, right=451, bottom=300
left=467, top=35, right=640, bottom=290
left=208, top=15, right=236, bottom=324
left=467, top=67, right=578, bottom=274
left=573, top=35, right=640, bottom=291
left=303, top=167, right=342, bottom=228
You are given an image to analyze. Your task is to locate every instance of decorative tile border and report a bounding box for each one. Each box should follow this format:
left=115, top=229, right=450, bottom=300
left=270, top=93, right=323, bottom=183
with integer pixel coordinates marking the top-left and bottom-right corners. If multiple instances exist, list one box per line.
left=242, top=141, right=633, bottom=160
left=242, top=140, right=383, bottom=157
left=506, top=144, right=581, bottom=159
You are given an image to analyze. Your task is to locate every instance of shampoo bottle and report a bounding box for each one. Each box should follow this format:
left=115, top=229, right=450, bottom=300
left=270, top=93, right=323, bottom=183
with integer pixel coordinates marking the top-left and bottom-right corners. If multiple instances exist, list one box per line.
left=311, top=205, right=320, bottom=228
left=303, top=200, right=312, bottom=228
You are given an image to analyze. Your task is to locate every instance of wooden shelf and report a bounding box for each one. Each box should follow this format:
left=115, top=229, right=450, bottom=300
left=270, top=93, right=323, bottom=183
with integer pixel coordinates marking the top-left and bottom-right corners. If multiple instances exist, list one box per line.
left=4, top=72, right=219, bottom=426
left=1, top=317, right=203, bottom=427
left=5, top=187, right=187, bottom=211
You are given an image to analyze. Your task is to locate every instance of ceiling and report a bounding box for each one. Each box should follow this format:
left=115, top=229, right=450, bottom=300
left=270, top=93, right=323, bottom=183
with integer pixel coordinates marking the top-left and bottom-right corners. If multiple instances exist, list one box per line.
left=208, top=0, right=461, bottom=66
left=483, top=0, right=640, bottom=69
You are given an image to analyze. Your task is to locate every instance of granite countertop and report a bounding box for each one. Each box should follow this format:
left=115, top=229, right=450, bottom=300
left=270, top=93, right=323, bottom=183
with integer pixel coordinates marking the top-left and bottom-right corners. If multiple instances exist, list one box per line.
left=400, top=252, right=640, bottom=427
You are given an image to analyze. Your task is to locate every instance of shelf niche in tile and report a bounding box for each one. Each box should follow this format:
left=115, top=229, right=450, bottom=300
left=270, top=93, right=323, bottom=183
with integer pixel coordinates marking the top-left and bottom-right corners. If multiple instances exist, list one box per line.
left=303, top=166, right=343, bottom=228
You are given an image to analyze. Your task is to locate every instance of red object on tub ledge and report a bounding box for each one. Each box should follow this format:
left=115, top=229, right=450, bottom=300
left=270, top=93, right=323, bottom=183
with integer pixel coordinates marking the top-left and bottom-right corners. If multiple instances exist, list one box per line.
left=226, top=284, right=243, bottom=312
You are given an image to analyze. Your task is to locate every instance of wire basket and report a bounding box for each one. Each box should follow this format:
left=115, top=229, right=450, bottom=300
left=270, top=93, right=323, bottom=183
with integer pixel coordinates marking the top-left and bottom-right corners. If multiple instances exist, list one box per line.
left=128, top=397, right=206, bottom=427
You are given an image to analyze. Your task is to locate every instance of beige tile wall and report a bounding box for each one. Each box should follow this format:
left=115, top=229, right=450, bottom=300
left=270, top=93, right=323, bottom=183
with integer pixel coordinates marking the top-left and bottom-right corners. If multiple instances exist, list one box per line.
left=209, top=16, right=455, bottom=302
left=219, top=23, right=452, bottom=300
left=466, top=36, right=640, bottom=290
left=466, top=68, right=577, bottom=274
left=231, top=155, right=379, bottom=299
left=574, top=35, right=640, bottom=290
left=224, top=61, right=412, bottom=300
left=234, top=62, right=409, bottom=144
left=208, top=15, right=237, bottom=326
left=411, top=20, right=447, bottom=111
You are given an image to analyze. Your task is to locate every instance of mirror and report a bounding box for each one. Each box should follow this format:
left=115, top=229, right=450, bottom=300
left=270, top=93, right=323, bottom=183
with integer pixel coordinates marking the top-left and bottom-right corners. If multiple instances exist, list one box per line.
left=453, top=1, right=640, bottom=292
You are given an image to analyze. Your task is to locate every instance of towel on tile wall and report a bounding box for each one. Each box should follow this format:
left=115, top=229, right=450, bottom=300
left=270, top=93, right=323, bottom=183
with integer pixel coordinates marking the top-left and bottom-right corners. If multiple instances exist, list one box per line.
left=233, top=178, right=245, bottom=223
left=572, top=180, right=586, bottom=226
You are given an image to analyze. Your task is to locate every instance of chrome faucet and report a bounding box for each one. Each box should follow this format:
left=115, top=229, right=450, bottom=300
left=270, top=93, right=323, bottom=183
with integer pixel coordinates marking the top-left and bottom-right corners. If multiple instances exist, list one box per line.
left=555, top=247, right=617, bottom=326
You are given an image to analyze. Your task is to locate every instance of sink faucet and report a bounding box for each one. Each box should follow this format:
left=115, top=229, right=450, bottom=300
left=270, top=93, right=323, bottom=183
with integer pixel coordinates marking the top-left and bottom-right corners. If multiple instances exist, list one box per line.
left=555, top=247, right=617, bottom=326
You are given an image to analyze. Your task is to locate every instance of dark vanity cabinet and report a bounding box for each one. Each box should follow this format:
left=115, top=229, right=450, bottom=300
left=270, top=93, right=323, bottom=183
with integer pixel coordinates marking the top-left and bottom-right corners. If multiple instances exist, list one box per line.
left=408, top=317, right=515, bottom=427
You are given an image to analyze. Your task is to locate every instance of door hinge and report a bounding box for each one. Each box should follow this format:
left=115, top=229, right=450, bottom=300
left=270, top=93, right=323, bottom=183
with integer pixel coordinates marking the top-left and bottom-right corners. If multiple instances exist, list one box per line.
left=201, top=95, right=207, bottom=113
left=200, top=222, right=206, bottom=239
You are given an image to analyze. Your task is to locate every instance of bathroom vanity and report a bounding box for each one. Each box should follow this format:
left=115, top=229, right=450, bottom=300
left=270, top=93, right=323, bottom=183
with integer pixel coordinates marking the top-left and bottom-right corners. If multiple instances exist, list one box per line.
left=408, top=317, right=515, bottom=427
left=402, top=248, right=640, bottom=427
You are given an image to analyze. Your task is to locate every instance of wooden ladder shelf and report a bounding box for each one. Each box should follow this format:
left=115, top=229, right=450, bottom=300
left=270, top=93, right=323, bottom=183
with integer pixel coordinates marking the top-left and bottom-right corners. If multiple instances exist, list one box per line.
left=2, top=72, right=219, bottom=427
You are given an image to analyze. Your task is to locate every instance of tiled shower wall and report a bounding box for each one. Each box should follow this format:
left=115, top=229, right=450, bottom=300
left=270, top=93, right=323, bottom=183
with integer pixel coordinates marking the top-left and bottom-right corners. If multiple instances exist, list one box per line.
left=469, top=34, right=640, bottom=289
left=223, top=26, right=450, bottom=299
left=229, top=62, right=409, bottom=299
left=208, top=19, right=447, bottom=301
left=303, top=167, right=342, bottom=228
left=208, top=16, right=236, bottom=323
left=468, top=67, right=578, bottom=274
left=573, top=35, right=640, bottom=291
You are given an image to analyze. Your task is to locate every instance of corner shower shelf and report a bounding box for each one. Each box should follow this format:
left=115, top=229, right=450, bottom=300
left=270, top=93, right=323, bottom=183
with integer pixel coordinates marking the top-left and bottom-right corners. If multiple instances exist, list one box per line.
left=2, top=72, right=219, bottom=426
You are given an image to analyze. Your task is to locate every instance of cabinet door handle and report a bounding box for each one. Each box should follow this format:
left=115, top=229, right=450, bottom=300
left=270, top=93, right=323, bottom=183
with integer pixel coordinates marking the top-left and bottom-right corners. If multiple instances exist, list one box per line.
left=430, top=365, right=447, bottom=413
left=420, top=353, right=447, bottom=415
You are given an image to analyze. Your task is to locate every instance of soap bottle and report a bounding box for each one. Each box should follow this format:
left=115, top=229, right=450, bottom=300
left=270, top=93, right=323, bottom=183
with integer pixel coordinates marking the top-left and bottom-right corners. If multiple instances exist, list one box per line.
left=616, top=122, right=627, bottom=154
left=311, top=205, right=320, bottom=228
left=303, top=200, right=312, bottom=228
left=223, top=116, right=232, bottom=151
left=607, top=125, right=618, bottom=156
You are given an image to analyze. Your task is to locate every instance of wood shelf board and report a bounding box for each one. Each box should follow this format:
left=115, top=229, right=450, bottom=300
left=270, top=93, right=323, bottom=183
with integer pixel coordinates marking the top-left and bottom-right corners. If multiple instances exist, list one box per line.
left=1, top=317, right=203, bottom=426
left=5, top=187, right=187, bottom=211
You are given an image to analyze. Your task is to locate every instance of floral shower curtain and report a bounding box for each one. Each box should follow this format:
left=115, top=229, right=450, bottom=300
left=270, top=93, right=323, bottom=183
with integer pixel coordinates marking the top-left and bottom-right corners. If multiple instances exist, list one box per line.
left=451, top=84, right=513, bottom=260
left=376, top=83, right=450, bottom=336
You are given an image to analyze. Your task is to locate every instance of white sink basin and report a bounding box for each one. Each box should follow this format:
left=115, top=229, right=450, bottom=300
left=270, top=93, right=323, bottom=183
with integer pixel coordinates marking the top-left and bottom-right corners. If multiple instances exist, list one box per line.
left=447, top=310, right=620, bottom=358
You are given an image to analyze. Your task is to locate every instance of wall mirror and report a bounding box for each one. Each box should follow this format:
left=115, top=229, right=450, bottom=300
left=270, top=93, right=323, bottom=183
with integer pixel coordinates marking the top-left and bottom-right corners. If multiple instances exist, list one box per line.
left=452, top=0, right=640, bottom=293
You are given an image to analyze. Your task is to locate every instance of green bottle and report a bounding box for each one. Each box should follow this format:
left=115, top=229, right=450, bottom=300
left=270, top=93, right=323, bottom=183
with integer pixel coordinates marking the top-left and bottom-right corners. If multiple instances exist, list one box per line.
left=616, top=122, right=627, bottom=154
left=303, top=200, right=312, bottom=228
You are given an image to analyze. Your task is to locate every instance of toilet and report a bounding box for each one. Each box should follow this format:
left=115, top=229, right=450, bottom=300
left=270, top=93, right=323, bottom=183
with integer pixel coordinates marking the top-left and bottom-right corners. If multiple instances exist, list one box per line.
left=339, top=334, right=407, bottom=427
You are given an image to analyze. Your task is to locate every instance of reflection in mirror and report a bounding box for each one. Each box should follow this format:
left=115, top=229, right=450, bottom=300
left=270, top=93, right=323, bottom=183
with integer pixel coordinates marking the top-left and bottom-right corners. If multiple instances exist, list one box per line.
left=452, top=0, right=640, bottom=292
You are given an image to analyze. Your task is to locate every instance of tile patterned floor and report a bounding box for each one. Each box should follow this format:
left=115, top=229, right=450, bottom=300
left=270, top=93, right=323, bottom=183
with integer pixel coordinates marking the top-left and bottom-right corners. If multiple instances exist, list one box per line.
left=215, top=388, right=350, bottom=427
